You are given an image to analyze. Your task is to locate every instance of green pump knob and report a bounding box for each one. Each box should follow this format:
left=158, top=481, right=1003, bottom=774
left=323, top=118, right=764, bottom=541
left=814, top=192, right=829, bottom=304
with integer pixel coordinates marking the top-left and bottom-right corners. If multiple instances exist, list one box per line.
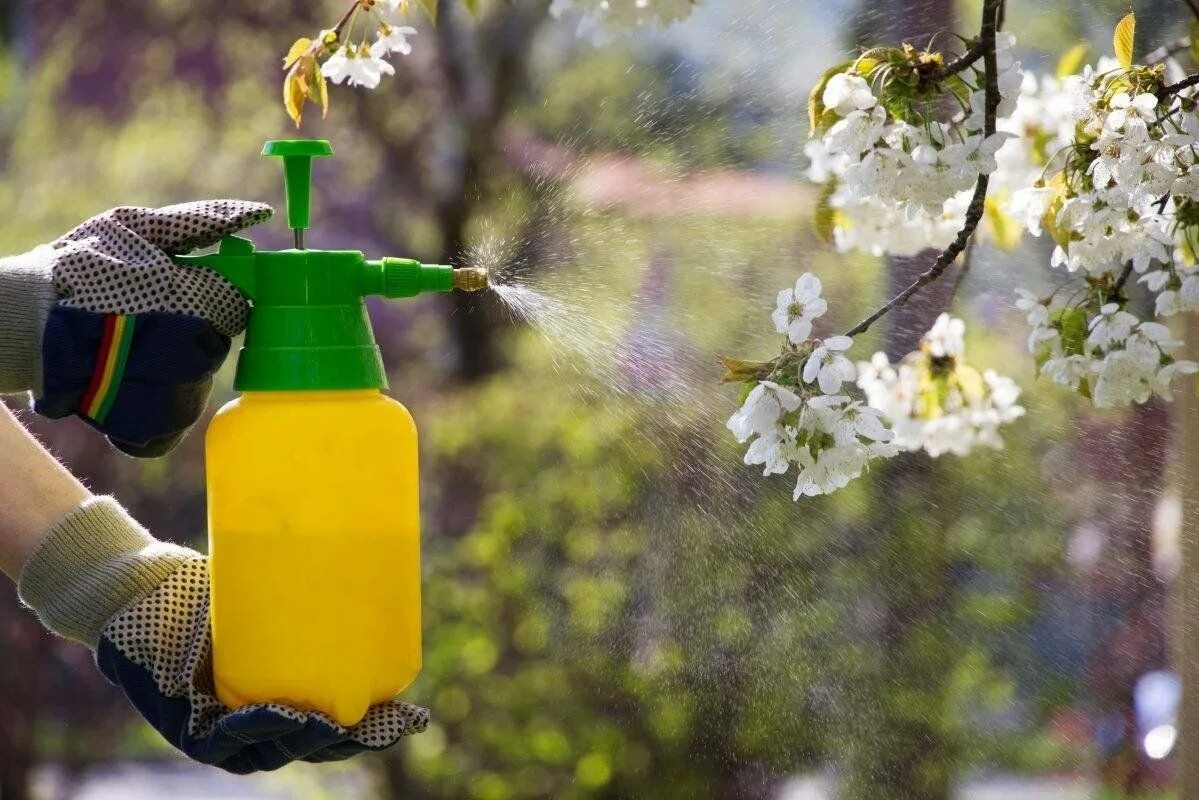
left=261, top=139, right=333, bottom=244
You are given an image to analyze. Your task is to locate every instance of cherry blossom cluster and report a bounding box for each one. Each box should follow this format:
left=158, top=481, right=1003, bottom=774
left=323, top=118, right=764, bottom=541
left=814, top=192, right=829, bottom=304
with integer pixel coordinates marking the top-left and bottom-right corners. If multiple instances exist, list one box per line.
left=727, top=275, right=896, bottom=498
left=549, top=0, right=698, bottom=41
left=282, top=0, right=418, bottom=126
left=321, top=5, right=417, bottom=90
left=856, top=314, right=1025, bottom=456
left=804, top=34, right=1022, bottom=256
left=726, top=278, right=1023, bottom=498
left=1016, top=291, right=1197, bottom=406
left=1004, top=59, right=1199, bottom=406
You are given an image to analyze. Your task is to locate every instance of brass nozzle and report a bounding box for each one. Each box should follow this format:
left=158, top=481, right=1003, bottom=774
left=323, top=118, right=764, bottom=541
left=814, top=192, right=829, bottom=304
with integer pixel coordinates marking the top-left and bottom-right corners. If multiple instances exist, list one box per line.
left=453, top=267, right=489, bottom=292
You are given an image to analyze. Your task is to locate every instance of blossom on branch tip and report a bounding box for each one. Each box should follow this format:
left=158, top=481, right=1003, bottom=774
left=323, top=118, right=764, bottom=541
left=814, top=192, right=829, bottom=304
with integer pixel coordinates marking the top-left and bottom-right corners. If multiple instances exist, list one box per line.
left=822, top=73, right=876, bottom=116
left=321, top=45, right=395, bottom=89
left=373, top=24, right=418, bottom=56
left=772, top=273, right=828, bottom=345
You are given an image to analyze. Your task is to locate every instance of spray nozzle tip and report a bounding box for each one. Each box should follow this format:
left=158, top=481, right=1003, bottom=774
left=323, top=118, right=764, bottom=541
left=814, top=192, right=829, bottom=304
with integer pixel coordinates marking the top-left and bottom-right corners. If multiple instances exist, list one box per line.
left=453, top=267, right=489, bottom=293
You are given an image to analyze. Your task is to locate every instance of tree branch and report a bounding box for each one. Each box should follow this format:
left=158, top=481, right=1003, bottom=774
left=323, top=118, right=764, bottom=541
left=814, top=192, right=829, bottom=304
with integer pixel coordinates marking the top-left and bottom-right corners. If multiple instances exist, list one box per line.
left=921, top=41, right=984, bottom=85
left=1161, top=72, right=1199, bottom=97
left=844, top=0, right=1002, bottom=339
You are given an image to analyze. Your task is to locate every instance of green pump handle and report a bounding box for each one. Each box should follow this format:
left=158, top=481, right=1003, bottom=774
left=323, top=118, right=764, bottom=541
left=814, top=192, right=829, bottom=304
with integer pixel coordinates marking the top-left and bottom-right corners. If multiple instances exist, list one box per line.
left=171, top=139, right=485, bottom=392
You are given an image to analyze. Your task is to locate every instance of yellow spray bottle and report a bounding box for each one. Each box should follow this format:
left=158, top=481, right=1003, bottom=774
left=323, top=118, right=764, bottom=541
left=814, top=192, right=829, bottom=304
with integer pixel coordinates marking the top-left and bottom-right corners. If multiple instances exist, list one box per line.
left=172, top=139, right=487, bottom=726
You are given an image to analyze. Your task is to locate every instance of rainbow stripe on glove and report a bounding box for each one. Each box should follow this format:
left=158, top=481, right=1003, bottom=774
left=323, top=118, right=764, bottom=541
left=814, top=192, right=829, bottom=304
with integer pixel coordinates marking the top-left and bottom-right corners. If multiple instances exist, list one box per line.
left=80, top=314, right=136, bottom=423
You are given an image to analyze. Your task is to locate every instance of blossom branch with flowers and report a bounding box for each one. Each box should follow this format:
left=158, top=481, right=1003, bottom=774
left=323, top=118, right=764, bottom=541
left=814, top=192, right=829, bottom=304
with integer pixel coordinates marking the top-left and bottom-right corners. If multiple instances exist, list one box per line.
left=724, top=0, right=1029, bottom=499
left=726, top=4, right=1199, bottom=501
left=281, top=0, right=425, bottom=127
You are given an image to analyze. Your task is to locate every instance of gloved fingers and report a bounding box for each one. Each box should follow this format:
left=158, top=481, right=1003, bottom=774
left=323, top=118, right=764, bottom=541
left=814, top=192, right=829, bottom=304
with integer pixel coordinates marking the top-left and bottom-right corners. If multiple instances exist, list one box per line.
left=273, top=716, right=353, bottom=761
left=53, top=236, right=176, bottom=312
left=166, top=257, right=248, bottom=336
left=304, top=741, right=365, bottom=763
left=117, top=201, right=273, bottom=255
left=51, top=221, right=249, bottom=336
left=215, top=704, right=307, bottom=744
left=108, top=431, right=189, bottom=459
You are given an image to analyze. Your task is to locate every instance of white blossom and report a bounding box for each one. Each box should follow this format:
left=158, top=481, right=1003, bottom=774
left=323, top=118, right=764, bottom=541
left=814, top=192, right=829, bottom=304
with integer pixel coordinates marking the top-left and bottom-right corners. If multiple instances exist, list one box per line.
left=726, top=380, right=801, bottom=443
left=856, top=316, right=1024, bottom=457
left=803, top=335, right=856, bottom=393
left=772, top=273, right=828, bottom=344
left=373, top=24, right=418, bottom=56
left=321, top=46, right=395, bottom=89
left=823, top=73, right=877, bottom=116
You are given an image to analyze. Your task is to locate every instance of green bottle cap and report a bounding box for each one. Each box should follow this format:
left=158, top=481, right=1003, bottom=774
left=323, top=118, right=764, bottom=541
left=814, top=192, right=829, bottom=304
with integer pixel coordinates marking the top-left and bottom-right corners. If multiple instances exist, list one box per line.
left=172, top=139, right=460, bottom=392
left=261, top=139, right=333, bottom=231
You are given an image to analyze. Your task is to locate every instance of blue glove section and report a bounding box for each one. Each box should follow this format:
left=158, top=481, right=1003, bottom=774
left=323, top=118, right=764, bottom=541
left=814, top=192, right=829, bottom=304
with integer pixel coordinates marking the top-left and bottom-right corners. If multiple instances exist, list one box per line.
left=35, top=306, right=230, bottom=457
left=96, top=637, right=385, bottom=773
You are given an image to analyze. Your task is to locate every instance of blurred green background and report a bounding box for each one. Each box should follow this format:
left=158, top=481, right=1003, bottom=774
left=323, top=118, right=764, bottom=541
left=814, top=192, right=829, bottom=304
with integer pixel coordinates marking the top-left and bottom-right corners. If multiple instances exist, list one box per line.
left=0, top=0, right=1192, bottom=798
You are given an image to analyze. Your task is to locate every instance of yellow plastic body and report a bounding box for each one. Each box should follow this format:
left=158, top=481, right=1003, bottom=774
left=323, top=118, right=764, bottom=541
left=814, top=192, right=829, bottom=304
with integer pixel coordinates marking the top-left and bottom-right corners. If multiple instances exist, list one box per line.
left=206, top=389, right=421, bottom=726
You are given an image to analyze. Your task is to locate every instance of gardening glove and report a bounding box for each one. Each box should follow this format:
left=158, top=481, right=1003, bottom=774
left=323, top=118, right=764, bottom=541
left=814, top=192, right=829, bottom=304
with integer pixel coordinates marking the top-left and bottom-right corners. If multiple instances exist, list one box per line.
left=0, top=201, right=271, bottom=457
left=18, top=497, right=429, bottom=773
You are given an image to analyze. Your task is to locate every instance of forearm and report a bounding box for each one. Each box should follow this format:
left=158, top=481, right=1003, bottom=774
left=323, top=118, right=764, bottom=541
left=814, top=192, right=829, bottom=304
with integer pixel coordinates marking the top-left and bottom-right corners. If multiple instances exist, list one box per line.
left=0, top=402, right=90, bottom=579
left=0, top=246, right=56, bottom=396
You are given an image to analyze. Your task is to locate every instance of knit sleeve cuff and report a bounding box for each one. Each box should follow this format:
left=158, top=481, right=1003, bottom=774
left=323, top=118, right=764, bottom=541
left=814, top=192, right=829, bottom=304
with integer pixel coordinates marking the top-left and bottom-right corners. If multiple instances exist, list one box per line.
left=0, top=246, right=56, bottom=397
left=17, top=496, right=197, bottom=648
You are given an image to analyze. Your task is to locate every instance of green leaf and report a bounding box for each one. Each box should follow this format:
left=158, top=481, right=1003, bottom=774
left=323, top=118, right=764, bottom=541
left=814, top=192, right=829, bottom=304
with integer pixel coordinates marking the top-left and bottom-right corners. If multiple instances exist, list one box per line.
left=1056, top=43, right=1088, bottom=78
left=808, top=60, right=853, bottom=135
left=1190, top=21, right=1199, bottom=64
left=1113, top=12, right=1135, bottom=69
left=814, top=180, right=837, bottom=244
left=1051, top=307, right=1088, bottom=356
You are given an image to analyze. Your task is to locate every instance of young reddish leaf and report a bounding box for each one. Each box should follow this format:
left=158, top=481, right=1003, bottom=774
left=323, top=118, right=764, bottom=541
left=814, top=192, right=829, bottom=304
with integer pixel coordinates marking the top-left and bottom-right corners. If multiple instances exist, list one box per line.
left=717, top=356, right=775, bottom=384
left=1113, top=12, right=1135, bottom=69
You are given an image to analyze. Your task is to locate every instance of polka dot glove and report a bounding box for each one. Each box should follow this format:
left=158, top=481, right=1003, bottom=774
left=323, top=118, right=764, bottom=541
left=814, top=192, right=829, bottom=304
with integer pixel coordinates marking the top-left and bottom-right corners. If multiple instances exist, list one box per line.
left=3, top=201, right=272, bottom=457
left=19, top=498, right=429, bottom=774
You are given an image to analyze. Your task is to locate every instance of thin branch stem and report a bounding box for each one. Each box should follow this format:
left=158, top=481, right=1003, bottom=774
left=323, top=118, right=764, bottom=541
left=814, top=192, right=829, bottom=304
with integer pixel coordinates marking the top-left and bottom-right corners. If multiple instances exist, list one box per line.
left=1111, top=261, right=1134, bottom=300
left=843, top=0, right=1003, bottom=339
left=921, top=41, right=985, bottom=85
left=948, top=240, right=975, bottom=302
left=331, top=0, right=363, bottom=40
left=1161, top=73, right=1199, bottom=97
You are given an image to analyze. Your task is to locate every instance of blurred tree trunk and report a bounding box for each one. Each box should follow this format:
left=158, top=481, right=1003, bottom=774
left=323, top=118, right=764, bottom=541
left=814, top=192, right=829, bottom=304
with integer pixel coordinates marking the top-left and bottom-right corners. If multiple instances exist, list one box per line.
left=844, top=3, right=958, bottom=799
left=1082, top=401, right=1171, bottom=794
left=1181, top=314, right=1199, bottom=799
left=348, top=0, right=548, bottom=385
left=433, top=0, right=549, bottom=383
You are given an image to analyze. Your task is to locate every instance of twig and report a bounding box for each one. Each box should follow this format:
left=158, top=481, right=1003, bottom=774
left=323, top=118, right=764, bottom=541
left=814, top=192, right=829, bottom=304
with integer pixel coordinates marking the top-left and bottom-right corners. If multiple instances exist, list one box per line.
left=1161, top=73, right=1199, bottom=97
left=843, top=0, right=1003, bottom=339
left=921, top=41, right=985, bottom=85
left=1111, top=261, right=1134, bottom=301
left=948, top=240, right=975, bottom=302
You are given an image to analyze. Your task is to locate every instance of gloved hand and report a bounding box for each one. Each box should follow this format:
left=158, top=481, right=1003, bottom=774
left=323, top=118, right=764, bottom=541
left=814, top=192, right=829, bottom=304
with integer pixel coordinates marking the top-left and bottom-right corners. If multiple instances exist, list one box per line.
left=0, top=201, right=269, bottom=457
left=18, top=498, right=428, bottom=773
